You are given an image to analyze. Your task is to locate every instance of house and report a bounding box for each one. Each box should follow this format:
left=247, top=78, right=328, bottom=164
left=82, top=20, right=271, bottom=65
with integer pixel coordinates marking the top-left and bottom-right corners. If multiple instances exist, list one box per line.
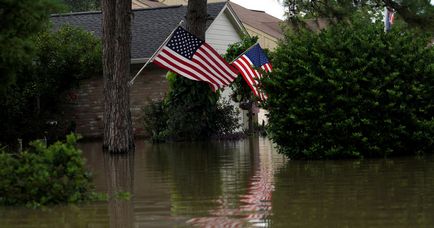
left=51, top=2, right=248, bottom=138
left=228, top=2, right=283, bottom=49
left=132, top=0, right=284, bottom=49
left=132, top=0, right=166, bottom=9
left=130, top=0, right=285, bottom=127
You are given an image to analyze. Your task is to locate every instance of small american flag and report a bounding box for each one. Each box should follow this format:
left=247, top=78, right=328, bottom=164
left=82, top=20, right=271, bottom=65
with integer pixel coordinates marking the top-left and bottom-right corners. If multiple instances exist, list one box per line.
left=152, top=26, right=238, bottom=91
left=232, top=43, right=272, bottom=100
left=384, top=7, right=395, bottom=32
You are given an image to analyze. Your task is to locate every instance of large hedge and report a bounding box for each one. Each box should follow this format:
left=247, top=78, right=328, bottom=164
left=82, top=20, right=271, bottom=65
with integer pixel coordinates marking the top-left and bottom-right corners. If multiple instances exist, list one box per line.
left=264, top=18, right=434, bottom=159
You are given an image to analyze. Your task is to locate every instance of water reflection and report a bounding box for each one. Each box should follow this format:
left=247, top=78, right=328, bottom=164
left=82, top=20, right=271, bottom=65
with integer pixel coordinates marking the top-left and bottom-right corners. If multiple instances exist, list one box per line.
left=103, top=152, right=134, bottom=228
left=187, top=137, right=284, bottom=227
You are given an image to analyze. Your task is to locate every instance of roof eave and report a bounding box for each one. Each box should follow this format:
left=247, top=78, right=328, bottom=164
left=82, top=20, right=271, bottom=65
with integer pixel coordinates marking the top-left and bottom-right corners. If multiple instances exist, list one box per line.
left=224, top=2, right=249, bottom=37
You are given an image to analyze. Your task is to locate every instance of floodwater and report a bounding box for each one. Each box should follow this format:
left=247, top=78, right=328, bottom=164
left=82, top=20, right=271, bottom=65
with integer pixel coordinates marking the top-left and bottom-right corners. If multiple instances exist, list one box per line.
left=1, top=137, right=434, bottom=227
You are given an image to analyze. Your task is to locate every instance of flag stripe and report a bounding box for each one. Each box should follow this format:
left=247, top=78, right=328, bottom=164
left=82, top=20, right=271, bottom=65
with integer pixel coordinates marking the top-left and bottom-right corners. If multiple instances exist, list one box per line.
left=194, top=50, right=232, bottom=85
left=156, top=48, right=223, bottom=87
left=201, top=43, right=238, bottom=80
left=153, top=58, right=218, bottom=91
left=154, top=47, right=219, bottom=91
left=203, top=43, right=238, bottom=75
left=241, top=56, right=262, bottom=85
left=192, top=52, right=231, bottom=85
left=231, top=43, right=271, bottom=100
left=153, top=54, right=201, bottom=81
left=161, top=48, right=226, bottom=86
left=233, top=59, right=260, bottom=97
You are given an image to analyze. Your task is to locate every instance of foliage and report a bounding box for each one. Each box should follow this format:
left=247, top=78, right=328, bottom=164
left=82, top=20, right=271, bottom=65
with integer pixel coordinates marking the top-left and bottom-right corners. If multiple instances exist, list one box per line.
left=33, top=26, right=102, bottom=94
left=263, top=16, right=434, bottom=159
left=0, top=134, right=101, bottom=207
left=60, top=0, right=100, bottom=12
left=142, top=72, right=241, bottom=141
left=284, top=0, right=434, bottom=33
left=165, top=75, right=220, bottom=140
left=142, top=100, right=169, bottom=142
left=0, top=0, right=60, bottom=93
left=0, top=26, right=102, bottom=145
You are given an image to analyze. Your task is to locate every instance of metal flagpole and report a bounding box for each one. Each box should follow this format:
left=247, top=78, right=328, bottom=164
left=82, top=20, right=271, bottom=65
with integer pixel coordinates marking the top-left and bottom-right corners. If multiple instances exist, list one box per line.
left=128, top=20, right=184, bottom=86
left=229, top=41, right=260, bottom=64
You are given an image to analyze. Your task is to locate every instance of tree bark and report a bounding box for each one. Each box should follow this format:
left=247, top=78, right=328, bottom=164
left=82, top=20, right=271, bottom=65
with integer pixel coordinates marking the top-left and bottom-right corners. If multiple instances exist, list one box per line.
left=186, top=0, right=208, bottom=40
left=102, top=0, right=134, bottom=153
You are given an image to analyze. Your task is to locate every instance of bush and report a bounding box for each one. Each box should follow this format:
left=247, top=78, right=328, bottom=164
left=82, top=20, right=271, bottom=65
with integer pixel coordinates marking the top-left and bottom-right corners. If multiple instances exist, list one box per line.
left=0, top=134, right=100, bottom=207
left=142, top=76, right=241, bottom=142
left=264, top=17, right=434, bottom=159
left=142, top=99, right=169, bottom=142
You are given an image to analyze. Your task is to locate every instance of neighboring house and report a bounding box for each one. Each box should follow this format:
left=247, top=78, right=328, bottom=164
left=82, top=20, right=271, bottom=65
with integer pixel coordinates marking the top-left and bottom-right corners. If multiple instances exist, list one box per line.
left=228, top=2, right=283, bottom=50
left=132, top=0, right=166, bottom=9
left=51, top=2, right=247, bottom=138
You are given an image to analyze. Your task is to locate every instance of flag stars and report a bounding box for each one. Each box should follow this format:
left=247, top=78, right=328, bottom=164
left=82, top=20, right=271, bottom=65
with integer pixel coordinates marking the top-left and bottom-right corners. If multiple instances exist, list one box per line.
left=166, top=27, right=204, bottom=59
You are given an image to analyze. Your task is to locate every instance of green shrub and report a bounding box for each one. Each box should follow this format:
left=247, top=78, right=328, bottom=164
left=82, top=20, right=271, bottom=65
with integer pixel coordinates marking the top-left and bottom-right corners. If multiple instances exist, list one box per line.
left=142, top=72, right=241, bottom=142
left=264, top=17, right=434, bottom=159
left=142, top=99, right=169, bottom=142
left=0, top=134, right=100, bottom=207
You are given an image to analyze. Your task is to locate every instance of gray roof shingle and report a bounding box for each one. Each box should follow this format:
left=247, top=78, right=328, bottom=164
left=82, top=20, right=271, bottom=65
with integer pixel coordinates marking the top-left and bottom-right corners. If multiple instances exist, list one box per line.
left=51, top=2, right=226, bottom=59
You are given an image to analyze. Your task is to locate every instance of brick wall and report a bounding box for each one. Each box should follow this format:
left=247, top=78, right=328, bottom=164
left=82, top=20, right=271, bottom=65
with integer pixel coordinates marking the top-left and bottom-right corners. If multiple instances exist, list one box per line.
left=63, top=64, right=168, bottom=138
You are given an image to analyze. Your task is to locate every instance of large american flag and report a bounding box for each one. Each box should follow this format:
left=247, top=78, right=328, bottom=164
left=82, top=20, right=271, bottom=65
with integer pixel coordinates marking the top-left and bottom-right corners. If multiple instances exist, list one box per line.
left=152, top=26, right=238, bottom=91
left=232, top=44, right=272, bottom=100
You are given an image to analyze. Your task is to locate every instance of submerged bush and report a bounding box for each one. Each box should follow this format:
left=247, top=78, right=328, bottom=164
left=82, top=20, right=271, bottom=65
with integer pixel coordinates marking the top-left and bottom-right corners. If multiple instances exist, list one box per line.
left=264, top=17, right=434, bottom=159
left=142, top=96, right=240, bottom=142
left=0, top=134, right=100, bottom=207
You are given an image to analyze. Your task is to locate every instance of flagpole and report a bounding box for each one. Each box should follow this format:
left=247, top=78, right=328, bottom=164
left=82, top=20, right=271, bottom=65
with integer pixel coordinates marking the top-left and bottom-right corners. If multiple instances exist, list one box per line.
left=229, top=41, right=260, bottom=64
left=128, top=20, right=184, bottom=86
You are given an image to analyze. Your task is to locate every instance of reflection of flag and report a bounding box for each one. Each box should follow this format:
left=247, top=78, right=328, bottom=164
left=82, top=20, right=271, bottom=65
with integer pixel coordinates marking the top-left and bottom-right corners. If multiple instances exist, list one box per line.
left=152, top=26, right=238, bottom=91
left=384, top=7, right=395, bottom=32
left=232, top=44, right=272, bottom=100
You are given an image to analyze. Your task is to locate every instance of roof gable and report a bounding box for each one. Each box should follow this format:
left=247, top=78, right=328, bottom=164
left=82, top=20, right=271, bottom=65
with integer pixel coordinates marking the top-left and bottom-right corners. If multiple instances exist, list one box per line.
left=229, top=2, right=283, bottom=39
left=51, top=3, right=228, bottom=59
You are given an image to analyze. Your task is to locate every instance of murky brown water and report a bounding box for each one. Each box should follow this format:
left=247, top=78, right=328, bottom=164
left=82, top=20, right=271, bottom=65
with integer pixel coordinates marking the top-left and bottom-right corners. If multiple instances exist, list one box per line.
left=1, top=137, right=434, bottom=227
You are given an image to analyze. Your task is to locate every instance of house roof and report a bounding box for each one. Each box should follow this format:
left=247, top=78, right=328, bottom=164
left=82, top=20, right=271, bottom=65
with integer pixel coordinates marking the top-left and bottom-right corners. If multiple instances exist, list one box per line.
left=228, top=2, right=283, bottom=39
left=51, top=2, right=226, bottom=59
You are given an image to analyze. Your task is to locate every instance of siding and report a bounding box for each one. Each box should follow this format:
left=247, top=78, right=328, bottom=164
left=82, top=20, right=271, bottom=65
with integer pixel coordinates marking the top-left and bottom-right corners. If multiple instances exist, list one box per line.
left=205, top=10, right=249, bottom=130
left=206, top=11, right=242, bottom=54
left=244, top=24, right=279, bottom=50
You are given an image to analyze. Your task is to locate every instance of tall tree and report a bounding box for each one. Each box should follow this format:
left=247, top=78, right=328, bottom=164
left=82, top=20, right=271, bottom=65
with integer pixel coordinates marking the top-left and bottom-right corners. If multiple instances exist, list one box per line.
left=0, top=0, right=58, bottom=94
left=186, top=0, right=208, bottom=39
left=102, top=0, right=134, bottom=153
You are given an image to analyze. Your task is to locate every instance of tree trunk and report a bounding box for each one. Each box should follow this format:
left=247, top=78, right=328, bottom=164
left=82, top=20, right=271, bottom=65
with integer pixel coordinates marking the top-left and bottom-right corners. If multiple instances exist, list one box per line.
left=186, top=0, right=208, bottom=39
left=102, top=0, right=134, bottom=153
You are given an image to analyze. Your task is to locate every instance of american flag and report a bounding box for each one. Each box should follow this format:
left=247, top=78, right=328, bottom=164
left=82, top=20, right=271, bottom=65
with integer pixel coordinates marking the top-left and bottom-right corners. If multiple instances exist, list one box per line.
left=152, top=26, right=238, bottom=91
left=232, top=44, right=272, bottom=100
left=384, top=7, right=395, bottom=32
